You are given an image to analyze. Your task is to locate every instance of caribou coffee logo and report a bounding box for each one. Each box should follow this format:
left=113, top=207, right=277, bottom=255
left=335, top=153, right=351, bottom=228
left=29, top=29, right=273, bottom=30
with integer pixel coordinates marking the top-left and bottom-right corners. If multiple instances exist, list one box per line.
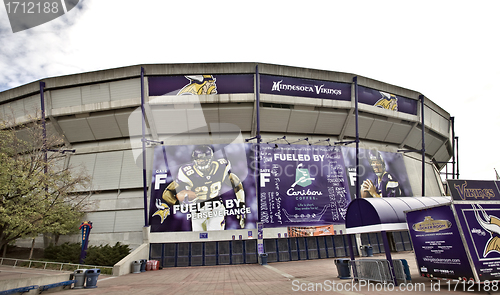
left=286, top=163, right=323, bottom=197
left=4, top=0, right=80, bottom=33
left=413, top=216, right=452, bottom=233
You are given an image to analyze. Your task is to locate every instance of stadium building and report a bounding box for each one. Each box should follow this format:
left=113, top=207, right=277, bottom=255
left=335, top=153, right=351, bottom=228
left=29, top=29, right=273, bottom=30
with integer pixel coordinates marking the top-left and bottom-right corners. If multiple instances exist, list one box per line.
left=0, top=63, right=455, bottom=271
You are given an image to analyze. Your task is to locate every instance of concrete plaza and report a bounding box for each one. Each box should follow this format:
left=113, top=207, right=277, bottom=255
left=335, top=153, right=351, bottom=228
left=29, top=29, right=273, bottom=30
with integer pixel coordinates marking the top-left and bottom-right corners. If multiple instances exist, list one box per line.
left=46, top=251, right=500, bottom=295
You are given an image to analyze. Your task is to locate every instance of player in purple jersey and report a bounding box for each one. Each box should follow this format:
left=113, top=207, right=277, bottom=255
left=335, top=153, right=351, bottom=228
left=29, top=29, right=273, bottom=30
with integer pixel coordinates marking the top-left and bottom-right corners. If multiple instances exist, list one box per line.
left=361, top=150, right=401, bottom=198
left=161, top=145, right=246, bottom=231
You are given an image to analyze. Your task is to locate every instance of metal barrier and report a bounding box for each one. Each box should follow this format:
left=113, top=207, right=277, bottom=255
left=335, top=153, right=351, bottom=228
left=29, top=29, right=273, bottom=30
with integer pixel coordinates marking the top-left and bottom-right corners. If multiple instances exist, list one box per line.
left=349, top=259, right=407, bottom=284
left=39, top=280, right=77, bottom=293
left=0, top=285, right=38, bottom=295
left=0, top=257, right=113, bottom=274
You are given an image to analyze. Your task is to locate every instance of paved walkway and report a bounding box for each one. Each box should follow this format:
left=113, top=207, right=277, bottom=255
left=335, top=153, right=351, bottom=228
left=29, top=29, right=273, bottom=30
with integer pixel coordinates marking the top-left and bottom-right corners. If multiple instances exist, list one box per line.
left=53, top=251, right=500, bottom=295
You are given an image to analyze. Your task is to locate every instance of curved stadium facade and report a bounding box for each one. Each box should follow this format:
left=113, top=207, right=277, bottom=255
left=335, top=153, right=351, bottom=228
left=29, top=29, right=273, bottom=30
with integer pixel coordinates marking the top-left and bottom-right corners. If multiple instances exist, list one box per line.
left=0, top=63, right=453, bottom=268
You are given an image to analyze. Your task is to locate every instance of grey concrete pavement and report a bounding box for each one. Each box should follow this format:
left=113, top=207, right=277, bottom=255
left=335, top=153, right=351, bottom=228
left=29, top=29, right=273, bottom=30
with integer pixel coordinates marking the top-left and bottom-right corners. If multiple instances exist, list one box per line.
left=53, top=251, right=500, bottom=295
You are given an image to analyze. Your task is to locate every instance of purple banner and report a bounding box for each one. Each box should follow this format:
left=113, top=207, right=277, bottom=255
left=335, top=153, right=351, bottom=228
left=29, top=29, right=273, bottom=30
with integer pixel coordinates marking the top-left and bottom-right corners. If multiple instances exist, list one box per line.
left=406, top=205, right=474, bottom=280
left=260, top=75, right=351, bottom=101
left=149, top=144, right=257, bottom=232
left=454, top=203, right=500, bottom=281
left=342, top=147, right=413, bottom=199
left=79, top=221, right=92, bottom=264
left=447, top=180, right=500, bottom=201
left=358, top=85, right=418, bottom=115
left=259, top=145, right=351, bottom=227
left=148, top=74, right=254, bottom=96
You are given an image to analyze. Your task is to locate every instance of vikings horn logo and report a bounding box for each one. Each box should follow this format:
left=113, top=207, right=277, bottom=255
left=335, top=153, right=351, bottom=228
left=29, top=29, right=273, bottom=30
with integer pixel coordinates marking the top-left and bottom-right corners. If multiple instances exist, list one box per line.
left=473, top=204, right=500, bottom=257
left=153, top=198, right=170, bottom=224
left=177, top=75, right=217, bottom=95
left=374, top=91, right=398, bottom=111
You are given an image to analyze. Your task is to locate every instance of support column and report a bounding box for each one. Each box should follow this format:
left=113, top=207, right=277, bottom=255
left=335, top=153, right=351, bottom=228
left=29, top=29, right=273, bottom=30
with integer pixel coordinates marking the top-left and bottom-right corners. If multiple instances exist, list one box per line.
left=420, top=95, right=426, bottom=196
left=381, top=231, right=398, bottom=286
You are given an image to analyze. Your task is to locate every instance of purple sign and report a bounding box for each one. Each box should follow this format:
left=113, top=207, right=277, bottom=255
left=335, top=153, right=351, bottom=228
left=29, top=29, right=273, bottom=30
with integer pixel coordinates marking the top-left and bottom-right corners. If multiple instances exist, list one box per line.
left=454, top=203, right=500, bottom=281
left=406, top=205, right=474, bottom=280
left=258, top=243, right=264, bottom=254
left=79, top=221, right=92, bottom=264
left=358, top=85, right=418, bottom=115
left=447, top=180, right=500, bottom=201
left=259, top=145, right=351, bottom=227
left=149, top=143, right=257, bottom=232
left=148, top=74, right=254, bottom=96
left=260, top=75, right=351, bottom=101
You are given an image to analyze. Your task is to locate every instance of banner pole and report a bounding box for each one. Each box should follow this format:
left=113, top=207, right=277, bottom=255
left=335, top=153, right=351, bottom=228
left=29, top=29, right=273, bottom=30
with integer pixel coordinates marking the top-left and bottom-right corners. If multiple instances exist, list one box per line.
left=141, top=67, right=149, bottom=227
left=451, top=116, right=455, bottom=179
left=256, top=65, right=262, bottom=222
left=40, top=82, right=47, bottom=175
left=353, top=77, right=360, bottom=199
left=420, top=95, right=426, bottom=196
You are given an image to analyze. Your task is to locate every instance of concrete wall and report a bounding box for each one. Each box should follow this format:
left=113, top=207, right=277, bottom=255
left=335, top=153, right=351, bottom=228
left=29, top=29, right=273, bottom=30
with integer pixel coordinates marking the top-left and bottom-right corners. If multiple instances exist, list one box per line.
left=0, top=273, right=72, bottom=294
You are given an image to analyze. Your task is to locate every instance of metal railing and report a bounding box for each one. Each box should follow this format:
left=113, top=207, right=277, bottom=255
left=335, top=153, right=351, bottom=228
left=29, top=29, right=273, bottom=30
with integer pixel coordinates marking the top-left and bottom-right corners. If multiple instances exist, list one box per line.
left=349, top=259, right=408, bottom=284
left=0, top=257, right=113, bottom=275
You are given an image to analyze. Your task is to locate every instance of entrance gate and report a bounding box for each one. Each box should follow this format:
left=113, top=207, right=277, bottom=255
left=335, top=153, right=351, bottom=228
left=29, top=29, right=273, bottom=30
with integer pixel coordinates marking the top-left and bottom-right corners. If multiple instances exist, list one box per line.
left=150, top=232, right=412, bottom=267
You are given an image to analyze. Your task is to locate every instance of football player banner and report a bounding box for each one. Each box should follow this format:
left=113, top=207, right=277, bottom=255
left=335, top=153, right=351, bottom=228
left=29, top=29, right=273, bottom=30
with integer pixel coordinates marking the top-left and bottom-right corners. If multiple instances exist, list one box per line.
left=259, top=144, right=351, bottom=227
left=342, top=147, right=413, bottom=200
left=150, top=144, right=257, bottom=232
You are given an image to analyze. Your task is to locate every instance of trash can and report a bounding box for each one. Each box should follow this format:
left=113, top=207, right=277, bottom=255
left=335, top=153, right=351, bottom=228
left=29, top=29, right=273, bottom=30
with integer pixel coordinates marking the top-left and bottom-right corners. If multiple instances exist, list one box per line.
left=365, top=245, right=373, bottom=257
left=140, top=259, right=147, bottom=272
left=146, top=260, right=152, bottom=271
left=132, top=260, right=141, bottom=274
left=360, top=245, right=374, bottom=257
left=259, top=253, right=268, bottom=265
left=150, top=260, right=159, bottom=271
left=360, top=245, right=366, bottom=257
left=334, top=259, right=351, bottom=279
left=85, top=269, right=100, bottom=288
left=73, top=269, right=87, bottom=289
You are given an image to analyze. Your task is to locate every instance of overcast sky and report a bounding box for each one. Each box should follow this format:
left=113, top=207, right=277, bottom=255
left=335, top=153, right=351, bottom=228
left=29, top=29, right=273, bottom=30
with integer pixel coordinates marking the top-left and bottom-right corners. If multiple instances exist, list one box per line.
left=1, top=0, right=499, bottom=181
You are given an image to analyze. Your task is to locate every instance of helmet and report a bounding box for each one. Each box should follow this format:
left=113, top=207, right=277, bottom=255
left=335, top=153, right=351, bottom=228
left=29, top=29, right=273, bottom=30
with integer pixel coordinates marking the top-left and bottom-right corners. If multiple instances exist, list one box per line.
left=368, top=150, right=384, bottom=163
left=192, top=145, right=214, bottom=171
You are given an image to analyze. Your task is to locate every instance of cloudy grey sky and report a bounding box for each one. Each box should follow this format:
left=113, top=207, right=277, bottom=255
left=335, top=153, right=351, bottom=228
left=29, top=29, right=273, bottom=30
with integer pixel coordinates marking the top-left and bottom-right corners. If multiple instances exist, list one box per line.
left=1, top=0, right=499, bottom=180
